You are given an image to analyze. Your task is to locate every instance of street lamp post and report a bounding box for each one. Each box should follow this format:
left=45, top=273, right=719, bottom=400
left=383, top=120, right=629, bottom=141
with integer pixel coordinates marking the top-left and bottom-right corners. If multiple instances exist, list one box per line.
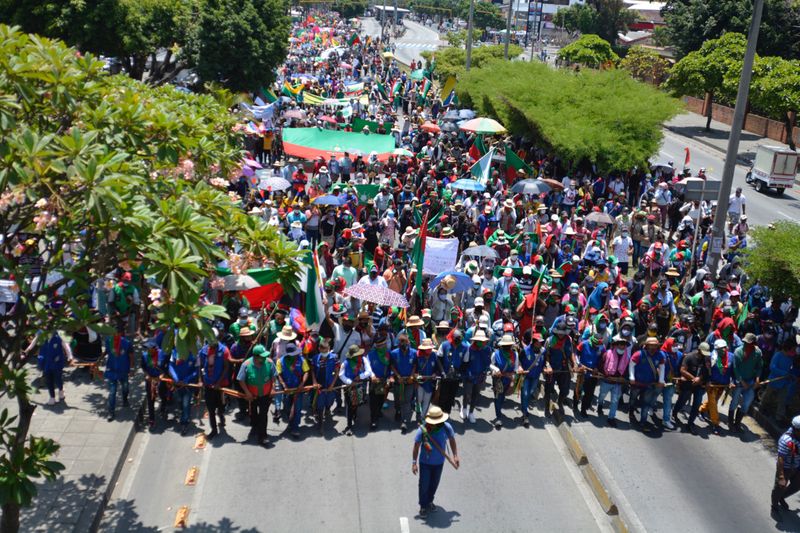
left=707, top=0, right=764, bottom=276
left=465, top=0, right=475, bottom=71
left=504, top=0, right=514, bottom=59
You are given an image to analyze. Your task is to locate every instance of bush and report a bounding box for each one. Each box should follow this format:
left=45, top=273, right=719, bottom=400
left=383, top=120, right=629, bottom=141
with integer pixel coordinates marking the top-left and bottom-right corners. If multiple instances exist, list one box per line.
left=744, top=222, right=800, bottom=303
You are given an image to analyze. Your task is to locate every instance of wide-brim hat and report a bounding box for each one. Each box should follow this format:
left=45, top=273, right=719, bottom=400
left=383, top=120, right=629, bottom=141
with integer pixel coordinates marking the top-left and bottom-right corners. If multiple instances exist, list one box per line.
left=471, top=329, right=489, bottom=343
left=441, top=226, right=454, bottom=237
left=347, top=345, right=365, bottom=358
left=644, top=336, right=661, bottom=346
left=503, top=199, right=514, bottom=209
left=418, top=338, right=436, bottom=350
left=406, top=315, right=424, bottom=327
left=743, top=332, right=757, bottom=344
left=436, top=320, right=451, bottom=330
left=425, top=405, right=449, bottom=424
left=284, top=344, right=301, bottom=357
left=498, top=334, right=515, bottom=347
left=239, top=326, right=255, bottom=338
left=278, top=325, right=297, bottom=341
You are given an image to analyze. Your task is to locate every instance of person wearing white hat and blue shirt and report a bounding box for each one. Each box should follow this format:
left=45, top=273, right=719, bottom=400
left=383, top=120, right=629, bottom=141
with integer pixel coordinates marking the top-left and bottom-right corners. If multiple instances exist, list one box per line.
left=411, top=405, right=460, bottom=517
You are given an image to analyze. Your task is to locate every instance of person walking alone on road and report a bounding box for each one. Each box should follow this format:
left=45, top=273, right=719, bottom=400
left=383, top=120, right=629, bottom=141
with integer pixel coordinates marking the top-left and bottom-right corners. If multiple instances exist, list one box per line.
left=238, top=345, right=276, bottom=446
left=771, top=416, right=800, bottom=521
left=412, top=405, right=460, bottom=518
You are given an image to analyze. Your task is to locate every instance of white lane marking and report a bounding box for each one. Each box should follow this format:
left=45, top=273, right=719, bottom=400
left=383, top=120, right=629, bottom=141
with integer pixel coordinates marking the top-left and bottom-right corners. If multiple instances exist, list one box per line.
left=399, top=516, right=410, bottom=533
left=189, top=435, right=213, bottom=520
left=116, top=430, right=149, bottom=500
left=777, top=210, right=800, bottom=223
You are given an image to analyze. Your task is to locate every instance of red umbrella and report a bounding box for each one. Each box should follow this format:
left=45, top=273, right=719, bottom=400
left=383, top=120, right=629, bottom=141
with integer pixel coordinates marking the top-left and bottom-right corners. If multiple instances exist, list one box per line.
left=319, top=115, right=338, bottom=124
left=421, top=121, right=441, bottom=134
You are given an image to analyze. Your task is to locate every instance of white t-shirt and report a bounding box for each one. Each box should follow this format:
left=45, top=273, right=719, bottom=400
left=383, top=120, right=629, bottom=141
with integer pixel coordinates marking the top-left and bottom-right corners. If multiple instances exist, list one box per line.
left=612, top=235, right=633, bottom=262
left=728, top=194, right=746, bottom=214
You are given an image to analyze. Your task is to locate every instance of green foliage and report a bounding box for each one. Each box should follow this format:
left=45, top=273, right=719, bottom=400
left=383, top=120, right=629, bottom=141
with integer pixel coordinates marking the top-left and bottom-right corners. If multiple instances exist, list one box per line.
left=0, top=23, right=300, bottom=520
left=557, top=34, right=619, bottom=68
left=421, top=44, right=523, bottom=82
left=187, top=0, right=290, bottom=92
left=457, top=59, right=681, bottom=172
left=744, top=222, right=800, bottom=302
left=333, top=0, right=367, bottom=19
left=663, top=32, right=747, bottom=103
left=445, top=28, right=483, bottom=48
left=748, top=56, right=800, bottom=149
left=619, top=46, right=671, bottom=85
left=661, top=0, right=800, bottom=60
left=554, top=1, right=637, bottom=44
left=461, top=0, right=505, bottom=30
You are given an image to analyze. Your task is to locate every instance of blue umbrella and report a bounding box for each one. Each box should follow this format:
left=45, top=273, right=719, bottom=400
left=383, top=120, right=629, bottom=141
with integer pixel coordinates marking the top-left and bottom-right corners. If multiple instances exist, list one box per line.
left=312, top=195, right=347, bottom=206
left=451, top=178, right=485, bottom=192
left=430, top=271, right=474, bottom=294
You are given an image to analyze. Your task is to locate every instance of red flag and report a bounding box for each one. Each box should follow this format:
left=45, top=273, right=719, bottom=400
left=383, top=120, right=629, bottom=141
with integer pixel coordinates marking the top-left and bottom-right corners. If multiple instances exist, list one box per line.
left=684, top=147, right=691, bottom=167
left=468, top=142, right=480, bottom=161
left=242, top=283, right=284, bottom=309
left=535, top=220, right=542, bottom=247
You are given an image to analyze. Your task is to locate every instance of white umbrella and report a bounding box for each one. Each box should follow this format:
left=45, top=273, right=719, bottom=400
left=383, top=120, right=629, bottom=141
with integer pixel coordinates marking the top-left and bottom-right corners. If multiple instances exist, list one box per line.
left=221, top=274, right=260, bottom=291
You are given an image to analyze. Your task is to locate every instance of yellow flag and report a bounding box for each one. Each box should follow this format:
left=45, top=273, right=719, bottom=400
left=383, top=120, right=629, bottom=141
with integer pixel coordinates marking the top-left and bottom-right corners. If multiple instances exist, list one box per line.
left=440, top=76, right=457, bottom=104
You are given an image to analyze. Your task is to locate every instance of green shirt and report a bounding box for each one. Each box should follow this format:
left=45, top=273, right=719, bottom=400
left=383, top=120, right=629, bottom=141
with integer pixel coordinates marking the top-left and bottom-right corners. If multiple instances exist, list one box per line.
left=733, top=346, right=763, bottom=383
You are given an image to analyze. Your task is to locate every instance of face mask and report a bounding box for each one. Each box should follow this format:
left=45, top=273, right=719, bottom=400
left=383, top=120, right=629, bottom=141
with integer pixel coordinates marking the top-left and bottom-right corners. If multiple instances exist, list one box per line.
left=598, top=323, right=608, bottom=331
left=438, top=293, right=447, bottom=301
left=621, top=328, right=632, bottom=337
left=239, top=318, right=248, bottom=325
left=615, top=347, right=626, bottom=354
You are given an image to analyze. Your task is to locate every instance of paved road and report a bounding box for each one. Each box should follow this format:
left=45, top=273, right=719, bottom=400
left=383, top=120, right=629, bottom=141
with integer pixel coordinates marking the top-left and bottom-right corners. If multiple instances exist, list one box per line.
left=656, top=130, right=800, bottom=228
left=567, top=407, right=800, bottom=533
left=362, top=17, right=443, bottom=66
left=103, top=395, right=613, bottom=532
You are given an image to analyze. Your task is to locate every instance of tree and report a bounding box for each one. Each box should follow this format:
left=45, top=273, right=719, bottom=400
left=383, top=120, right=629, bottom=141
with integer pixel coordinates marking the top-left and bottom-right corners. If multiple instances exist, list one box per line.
left=748, top=56, right=800, bottom=150
left=332, top=0, right=367, bottom=19
left=744, top=222, right=800, bottom=303
left=0, top=0, right=197, bottom=83
left=663, top=32, right=747, bottom=130
left=0, top=25, right=299, bottom=532
left=661, top=0, right=800, bottom=60
left=457, top=59, right=681, bottom=172
left=557, top=34, right=619, bottom=68
left=554, top=3, right=599, bottom=35
left=554, top=1, right=637, bottom=44
left=458, top=0, right=505, bottom=30
left=421, top=44, right=523, bottom=81
left=188, top=0, right=289, bottom=92
left=620, top=46, right=671, bottom=85
left=445, top=28, right=483, bottom=48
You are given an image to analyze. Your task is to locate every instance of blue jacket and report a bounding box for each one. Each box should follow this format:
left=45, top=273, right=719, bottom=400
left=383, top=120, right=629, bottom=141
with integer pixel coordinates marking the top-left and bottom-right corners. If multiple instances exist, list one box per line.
left=767, top=351, right=795, bottom=390
left=576, top=340, right=602, bottom=370
left=464, top=346, right=491, bottom=381
left=439, top=340, right=468, bottom=374
left=105, top=336, right=133, bottom=380
left=169, top=351, right=199, bottom=384
left=199, top=342, right=228, bottom=386
left=391, top=347, right=417, bottom=377
left=38, top=334, right=67, bottom=373
left=520, top=344, right=546, bottom=380
left=631, top=349, right=665, bottom=384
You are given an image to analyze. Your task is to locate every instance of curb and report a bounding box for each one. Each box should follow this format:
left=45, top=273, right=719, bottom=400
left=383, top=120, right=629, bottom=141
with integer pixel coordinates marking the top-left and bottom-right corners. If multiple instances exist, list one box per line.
left=88, top=384, right=146, bottom=533
left=553, top=409, right=629, bottom=531
left=663, top=125, right=752, bottom=166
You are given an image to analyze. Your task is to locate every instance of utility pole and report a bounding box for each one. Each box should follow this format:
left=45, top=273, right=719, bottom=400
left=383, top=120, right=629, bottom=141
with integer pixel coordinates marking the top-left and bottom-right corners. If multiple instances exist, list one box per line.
left=393, top=0, right=398, bottom=35
left=465, top=0, right=475, bottom=71
left=707, top=0, right=764, bottom=276
left=504, top=0, right=514, bottom=59
left=381, top=0, right=387, bottom=41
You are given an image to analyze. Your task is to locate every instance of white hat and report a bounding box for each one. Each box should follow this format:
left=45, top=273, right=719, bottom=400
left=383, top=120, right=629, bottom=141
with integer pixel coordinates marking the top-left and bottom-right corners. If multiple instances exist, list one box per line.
left=713, top=339, right=728, bottom=349
left=793, top=415, right=800, bottom=430
left=474, top=296, right=485, bottom=307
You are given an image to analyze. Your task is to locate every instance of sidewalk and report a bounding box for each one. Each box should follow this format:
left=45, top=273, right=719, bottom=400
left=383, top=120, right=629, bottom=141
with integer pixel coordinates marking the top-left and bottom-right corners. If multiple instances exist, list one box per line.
left=0, top=365, right=143, bottom=532
left=664, top=111, right=773, bottom=166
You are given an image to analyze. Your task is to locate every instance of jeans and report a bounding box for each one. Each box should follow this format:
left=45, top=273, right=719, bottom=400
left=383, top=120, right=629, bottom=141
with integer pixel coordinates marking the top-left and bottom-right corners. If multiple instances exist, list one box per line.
left=43, top=369, right=63, bottom=398
left=520, top=375, right=540, bottom=415
left=283, top=392, right=304, bottom=430
left=544, top=372, right=570, bottom=412
left=176, top=387, right=192, bottom=425
left=307, top=228, right=320, bottom=250
left=635, top=386, right=659, bottom=423
left=107, top=377, right=129, bottom=415
left=418, top=463, right=444, bottom=508
left=461, top=376, right=484, bottom=412
left=674, top=386, right=705, bottom=425
left=661, top=385, right=675, bottom=421
left=597, top=381, right=622, bottom=419
left=417, top=386, right=433, bottom=420
left=632, top=241, right=644, bottom=265
left=394, top=382, right=414, bottom=425
left=204, top=388, right=225, bottom=432
left=729, top=385, right=756, bottom=417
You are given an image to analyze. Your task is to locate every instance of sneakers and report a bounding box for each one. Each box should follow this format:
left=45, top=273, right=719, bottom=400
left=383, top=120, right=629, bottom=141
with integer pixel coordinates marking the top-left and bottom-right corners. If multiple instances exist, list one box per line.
left=419, top=506, right=428, bottom=518
left=468, top=411, right=476, bottom=424
left=460, top=406, right=467, bottom=420
left=522, top=417, right=530, bottom=428
left=47, top=397, right=56, bottom=406
left=58, top=390, right=66, bottom=402
left=493, top=418, right=502, bottom=429
left=664, top=420, right=675, bottom=430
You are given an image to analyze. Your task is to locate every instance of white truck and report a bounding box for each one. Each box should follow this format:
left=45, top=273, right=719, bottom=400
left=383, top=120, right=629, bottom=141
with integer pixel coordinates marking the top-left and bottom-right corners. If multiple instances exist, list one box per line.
left=745, top=145, right=799, bottom=196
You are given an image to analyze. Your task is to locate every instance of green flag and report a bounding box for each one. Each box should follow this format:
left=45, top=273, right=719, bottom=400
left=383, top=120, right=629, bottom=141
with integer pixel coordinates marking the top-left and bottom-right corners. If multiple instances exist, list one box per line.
left=354, top=184, right=380, bottom=205
left=411, top=212, right=429, bottom=300
left=505, top=144, right=533, bottom=182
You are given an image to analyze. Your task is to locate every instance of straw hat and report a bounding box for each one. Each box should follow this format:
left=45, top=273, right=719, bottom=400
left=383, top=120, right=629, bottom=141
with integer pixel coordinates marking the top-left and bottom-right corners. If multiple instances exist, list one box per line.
left=424, top=405, right=449, bottom=425
left=418, top=338, right=436, bottom=351
left=436, top=320, right=451, bottom=330
left=239, top=326, right=255, bottom=338
left=498, top=334, right=515, bottom=347
left=441, top=275, right=456, bottom=290
left=644, top=337, right=661, bottom=346
left=406, top=315, right=424, bottom=327
left=278, top=325, right=297, bottom=341
left=441, top=226, right=454, bottom=237
left=471, top=329, right=489, bottom=343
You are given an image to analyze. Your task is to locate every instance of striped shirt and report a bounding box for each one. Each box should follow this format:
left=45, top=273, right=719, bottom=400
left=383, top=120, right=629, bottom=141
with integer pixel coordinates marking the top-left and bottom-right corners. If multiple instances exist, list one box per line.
left=778, top=431, right=800, bottom=471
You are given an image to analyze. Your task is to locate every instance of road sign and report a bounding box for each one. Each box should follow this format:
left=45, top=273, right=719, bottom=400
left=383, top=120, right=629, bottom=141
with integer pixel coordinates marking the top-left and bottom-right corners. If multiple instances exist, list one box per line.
left=683, top=179, right=721, bottom=201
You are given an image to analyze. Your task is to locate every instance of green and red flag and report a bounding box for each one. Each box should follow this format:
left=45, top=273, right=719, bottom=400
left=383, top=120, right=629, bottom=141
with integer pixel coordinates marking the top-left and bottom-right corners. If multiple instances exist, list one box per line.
left=421, top=79, right=432, bottom=98
left=348, top=33, right=361, bottom=46
left=411, top=211, right=429, bottom=300
left=241, top=269, right=284, bottom=309
left=468, top=134, right=487, bottom=161
left=301, top=251, right=325, bottom=331
left=391, top=79, right=403, bottom=95
left=505, top=144, right=533, bottom=183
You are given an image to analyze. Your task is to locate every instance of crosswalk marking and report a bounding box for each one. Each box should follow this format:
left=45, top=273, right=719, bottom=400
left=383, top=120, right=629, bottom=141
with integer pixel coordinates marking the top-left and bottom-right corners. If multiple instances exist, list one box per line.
left=394, top=42, right=440, bottom=50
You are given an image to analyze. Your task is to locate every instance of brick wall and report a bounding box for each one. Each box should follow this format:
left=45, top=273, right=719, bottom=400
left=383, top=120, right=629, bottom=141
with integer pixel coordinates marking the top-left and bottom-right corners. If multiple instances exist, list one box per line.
left=681, top=96, right=796, bottom=146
